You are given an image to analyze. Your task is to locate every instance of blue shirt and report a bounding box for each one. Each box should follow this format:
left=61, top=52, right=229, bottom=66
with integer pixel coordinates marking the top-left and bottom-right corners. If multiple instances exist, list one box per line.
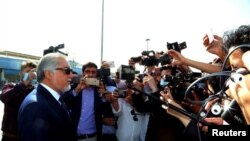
left=77, top=87, right=96, bottom=135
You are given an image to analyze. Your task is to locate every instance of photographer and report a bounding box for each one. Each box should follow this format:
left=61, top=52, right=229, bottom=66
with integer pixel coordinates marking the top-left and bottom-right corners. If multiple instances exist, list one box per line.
left=159, top=25, right=250, bottom=141
left=129, top=49, right=188, bottom=141
left=98, top=61, right=116, bottom=87
left=223, top=25, right=250, bottom=124
left=100, top=85, right=118, bottom=141
left=111, top=85, right=149, bottom=141
left=63, top=62, right=103, bottom=141
left=160, top=86, right=227, bottom=141
left=203, top=34, right=227, bottom=66
left=0, top=61, right=37, bottom=141
left=134, top=66, right=184, bottom=141
left=160, top=87, right=208, bottom=141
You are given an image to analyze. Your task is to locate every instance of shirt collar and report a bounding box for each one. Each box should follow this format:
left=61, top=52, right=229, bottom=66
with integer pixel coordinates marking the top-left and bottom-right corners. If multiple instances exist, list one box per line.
left=40, top=83, right=61, bottom=102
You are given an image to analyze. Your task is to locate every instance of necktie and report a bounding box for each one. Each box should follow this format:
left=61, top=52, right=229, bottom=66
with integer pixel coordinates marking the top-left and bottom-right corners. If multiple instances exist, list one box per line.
left=59, top=97, right=71, bottom=118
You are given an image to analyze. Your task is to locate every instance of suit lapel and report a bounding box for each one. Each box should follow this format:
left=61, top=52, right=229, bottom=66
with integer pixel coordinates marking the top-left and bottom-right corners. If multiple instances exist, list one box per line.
left=37, top=85, right=72, bottom=122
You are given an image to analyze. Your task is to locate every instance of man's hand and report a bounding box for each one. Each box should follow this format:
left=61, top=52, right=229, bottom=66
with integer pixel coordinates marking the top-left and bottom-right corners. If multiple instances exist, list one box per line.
left=23, top=70, right=37, bottom=87
left=143, top=73, right=158, bottom=93
left=167, top=49, right=187, bottom=66
left=74, top=76, right=89, bottom=94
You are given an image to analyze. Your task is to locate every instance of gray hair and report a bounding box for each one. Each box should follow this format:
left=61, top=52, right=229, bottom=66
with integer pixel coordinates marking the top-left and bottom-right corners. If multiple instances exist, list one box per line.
left=36, top=53, right=66, bottom=82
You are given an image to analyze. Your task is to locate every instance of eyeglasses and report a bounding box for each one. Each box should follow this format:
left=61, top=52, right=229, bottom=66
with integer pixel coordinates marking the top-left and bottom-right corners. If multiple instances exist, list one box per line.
left=130, top=109, right=138, bottom=121
left=55, top=67, right=72, bottom=75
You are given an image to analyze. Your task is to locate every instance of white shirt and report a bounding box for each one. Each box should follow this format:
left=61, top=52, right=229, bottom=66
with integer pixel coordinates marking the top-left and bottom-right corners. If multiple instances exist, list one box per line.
left=112, top=99, right=149, bottom=141
left=40, top=83, right=61, bottom=103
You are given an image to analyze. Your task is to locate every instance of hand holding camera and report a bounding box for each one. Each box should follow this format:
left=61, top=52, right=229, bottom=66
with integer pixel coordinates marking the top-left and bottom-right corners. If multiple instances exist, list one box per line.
left=167, top=49, right=187, bottom=66
left=111, top=90, right=119, bottom=102
left=203, top=33, right=223, bottom=51
left=74, top=76, right=89, bottom=93
left=74, top=75, right=100, bottom=93
left=85, top=78, right=100, bottom=86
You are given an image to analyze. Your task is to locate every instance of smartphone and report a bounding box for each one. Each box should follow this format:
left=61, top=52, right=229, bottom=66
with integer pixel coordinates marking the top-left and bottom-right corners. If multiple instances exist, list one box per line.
left=85, top=78, right=100, bottom=86
left=207, top=28, right=214, bottom=44
left=23, top=73, right=29, bottom=81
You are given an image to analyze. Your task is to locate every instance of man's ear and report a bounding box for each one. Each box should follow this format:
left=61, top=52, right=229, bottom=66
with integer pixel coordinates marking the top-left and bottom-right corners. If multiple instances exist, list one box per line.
left=44, top=70, right=53, bottom=80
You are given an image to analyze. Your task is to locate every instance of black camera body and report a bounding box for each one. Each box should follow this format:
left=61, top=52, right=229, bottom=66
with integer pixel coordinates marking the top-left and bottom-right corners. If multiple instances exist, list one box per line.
left=131, top=50, right=159, bottom=66
left=167, top=41, right=187, bottom=53
left=161, top=72, right=202, bottom=102
left=159, top=54, right=172, bottom=66
left=141, top=50, right=155, bottom=56
left=118, top=65, right=136, bottom=83
left=131, top=56, right=142, bottom=63
left=143, top=56, right=159, bottom=66
left=162, top=72, right=202, bottom=86
left=97, top=68, right=111, bottom=78
left=221, top=99, right=246, bottom=125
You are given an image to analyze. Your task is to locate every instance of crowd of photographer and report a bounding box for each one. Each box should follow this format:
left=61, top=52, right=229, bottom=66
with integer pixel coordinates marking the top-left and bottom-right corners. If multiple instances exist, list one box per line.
left=0, top=24, right=250, bottom=141
left=160, top=25, right=250, bottom=141
left=94, top=24, right=250, bottom=141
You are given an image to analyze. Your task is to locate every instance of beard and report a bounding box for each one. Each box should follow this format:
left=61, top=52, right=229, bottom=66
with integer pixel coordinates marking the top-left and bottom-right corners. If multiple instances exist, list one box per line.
left=62, top=85, right=71, bottom=93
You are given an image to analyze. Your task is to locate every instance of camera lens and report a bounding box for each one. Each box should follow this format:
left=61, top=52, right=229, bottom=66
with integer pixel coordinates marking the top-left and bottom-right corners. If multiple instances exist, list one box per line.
left=211, top=103, right=222, bottom=115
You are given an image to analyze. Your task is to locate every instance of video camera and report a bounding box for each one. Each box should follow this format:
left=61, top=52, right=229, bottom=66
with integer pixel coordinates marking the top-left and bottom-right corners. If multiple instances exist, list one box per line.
left=161, top=72, right=202, bottom=102
left=130, top=50, right=159, bottom=66
left=97, top=68, right=111, bottom=78
left=162, top=71, right=202, bottom=86
left=43, top=44, right=68, bottom=56
left=117, top=65, right=136, bottom=83
left=167, top=41, right=187, bottom=53
left=158, top=52, right=172, bottom=66
left=131, top=50, right=173, bottom=67
left=141, top=50, right=159, bottom=66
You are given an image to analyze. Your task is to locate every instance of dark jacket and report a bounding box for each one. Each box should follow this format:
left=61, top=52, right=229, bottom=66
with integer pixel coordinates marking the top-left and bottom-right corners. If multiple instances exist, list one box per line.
left=141, top=91, right=185, bottom=141
left=63, top=86, right=103, bottom=141
left=18, top=84, right=77, bottom=141
left=0, top=82, right=34, bottom=136
left=182, top=120, right=207, bottom=141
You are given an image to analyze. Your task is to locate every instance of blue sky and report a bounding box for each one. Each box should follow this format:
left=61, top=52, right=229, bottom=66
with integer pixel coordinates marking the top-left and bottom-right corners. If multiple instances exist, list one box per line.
left=0, top=0, right=250, bottom=71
